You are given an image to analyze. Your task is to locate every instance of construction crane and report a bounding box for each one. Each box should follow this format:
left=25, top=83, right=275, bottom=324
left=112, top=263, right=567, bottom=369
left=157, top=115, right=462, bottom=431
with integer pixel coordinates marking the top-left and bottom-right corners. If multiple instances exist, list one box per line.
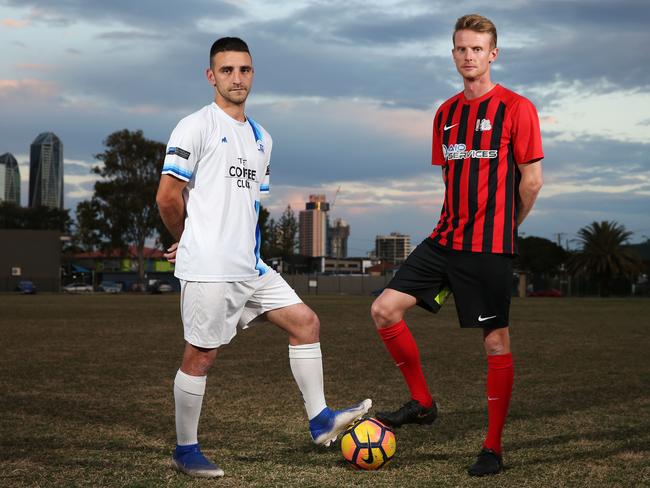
left=330, top=185, right=341, bottom=211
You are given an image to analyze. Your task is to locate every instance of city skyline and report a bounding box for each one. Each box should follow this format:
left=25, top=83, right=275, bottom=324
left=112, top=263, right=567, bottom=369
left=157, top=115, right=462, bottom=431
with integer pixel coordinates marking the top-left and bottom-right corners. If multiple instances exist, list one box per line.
left=375, top=232, right=412, bottom=264
left=1, top=1, right=649, bottom=254
left=29, top=131, right=63, bottom=209
left=299, top=194, right=330, bottom=257
left=0, top=152, right=20, bottom=204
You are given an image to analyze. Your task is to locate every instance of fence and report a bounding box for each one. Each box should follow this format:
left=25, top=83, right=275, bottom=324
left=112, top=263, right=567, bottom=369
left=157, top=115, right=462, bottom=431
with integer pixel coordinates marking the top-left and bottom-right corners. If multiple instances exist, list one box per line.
left=283, top=274, right=393, bottom=296
left=5, top=271, right=646, bottom=297
left=525, top=273, right=648, bottom=297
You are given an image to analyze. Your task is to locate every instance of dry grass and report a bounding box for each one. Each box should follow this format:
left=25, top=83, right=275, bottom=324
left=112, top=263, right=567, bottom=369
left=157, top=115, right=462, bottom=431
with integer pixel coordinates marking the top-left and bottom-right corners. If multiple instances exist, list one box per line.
left=0, top=293, right=648, bottom=487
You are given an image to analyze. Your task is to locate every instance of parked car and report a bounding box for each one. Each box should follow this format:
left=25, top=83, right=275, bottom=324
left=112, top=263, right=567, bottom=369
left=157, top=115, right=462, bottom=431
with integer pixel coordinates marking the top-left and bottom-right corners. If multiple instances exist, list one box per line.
left=98, top=281, right=121, bottom=293
left=158, top=281, right=173, bottom=292
left=16, top=280, right=36, bottom=294
left=130, top=282, right=146, bottom=292
left=147, top=279, right=174, bottom=294
left=63, top=282, right=93, bottom=293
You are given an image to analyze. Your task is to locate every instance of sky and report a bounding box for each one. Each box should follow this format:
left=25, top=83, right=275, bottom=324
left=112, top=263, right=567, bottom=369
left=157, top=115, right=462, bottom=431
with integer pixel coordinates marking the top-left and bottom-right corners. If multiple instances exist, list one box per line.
left=1, top=0, right=649, bottom=255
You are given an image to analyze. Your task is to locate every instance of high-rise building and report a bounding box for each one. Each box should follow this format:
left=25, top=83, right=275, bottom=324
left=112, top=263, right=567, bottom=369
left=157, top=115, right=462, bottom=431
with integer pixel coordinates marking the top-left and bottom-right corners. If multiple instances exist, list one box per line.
left=29, top=132, right=63, bottom=209
left=375, top=232, right=411, bottom=264
left=299, top=194, right=329, bottom=257
left=328, top=218, right=350, bottom=258
left=0, top=153, right=20, bottom=205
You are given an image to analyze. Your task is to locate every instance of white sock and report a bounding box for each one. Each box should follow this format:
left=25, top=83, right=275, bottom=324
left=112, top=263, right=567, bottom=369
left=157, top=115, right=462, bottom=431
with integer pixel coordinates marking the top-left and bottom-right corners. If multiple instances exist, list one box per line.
left=289, top=343, right=328, bottom=420
left=174, top=369, right=207, bottom=446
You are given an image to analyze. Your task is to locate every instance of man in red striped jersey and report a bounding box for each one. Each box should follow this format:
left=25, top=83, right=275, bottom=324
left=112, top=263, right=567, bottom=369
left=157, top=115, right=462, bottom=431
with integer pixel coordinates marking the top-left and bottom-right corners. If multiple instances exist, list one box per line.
left=371, top=13, right=543, bottom=476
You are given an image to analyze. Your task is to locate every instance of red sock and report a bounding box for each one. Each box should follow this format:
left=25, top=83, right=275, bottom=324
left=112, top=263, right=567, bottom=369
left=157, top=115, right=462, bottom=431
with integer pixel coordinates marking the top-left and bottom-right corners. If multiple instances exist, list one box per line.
left=378, top=320, right=433, bottom=408
left=483, top=353, right=514, bottom=454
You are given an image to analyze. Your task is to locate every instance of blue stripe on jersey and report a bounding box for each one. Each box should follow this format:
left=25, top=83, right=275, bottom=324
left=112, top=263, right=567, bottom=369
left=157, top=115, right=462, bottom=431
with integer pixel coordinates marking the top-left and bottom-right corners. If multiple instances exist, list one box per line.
left=161, top=165, right=192, bottom=180
left=253, top=200, right=269, bottom=276
left=260, top=184, right=270, bottom=193
left=247, top=116, right=263, bottom=143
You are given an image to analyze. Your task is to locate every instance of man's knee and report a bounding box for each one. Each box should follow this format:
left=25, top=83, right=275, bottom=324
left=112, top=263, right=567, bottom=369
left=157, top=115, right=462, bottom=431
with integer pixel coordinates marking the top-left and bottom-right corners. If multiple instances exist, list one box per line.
left=483, top=327, right=510, bottom=355
left=301, top=307, right=320, bottom=335
left=371, top=298, right=401, bottom=328
left=289, top=305, right=320, bottom=342
left=182, top=345, right=218, bottom=376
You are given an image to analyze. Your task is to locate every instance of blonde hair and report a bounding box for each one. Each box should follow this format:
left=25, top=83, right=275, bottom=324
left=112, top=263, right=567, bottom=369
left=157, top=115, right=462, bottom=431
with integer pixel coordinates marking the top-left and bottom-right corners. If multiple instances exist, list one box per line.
left=454, top=14, right=497, bottom=49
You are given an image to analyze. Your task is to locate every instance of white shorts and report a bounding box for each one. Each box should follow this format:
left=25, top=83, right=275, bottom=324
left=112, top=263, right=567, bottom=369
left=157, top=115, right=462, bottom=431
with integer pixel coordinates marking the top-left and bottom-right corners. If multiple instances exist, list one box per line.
left=179, top=269, right=302, bottom=348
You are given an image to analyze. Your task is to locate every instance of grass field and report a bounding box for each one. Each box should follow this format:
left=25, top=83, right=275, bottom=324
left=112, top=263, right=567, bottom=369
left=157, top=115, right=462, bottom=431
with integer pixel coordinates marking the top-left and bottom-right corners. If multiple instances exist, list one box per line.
left=1, top=294, right=649, bottom=487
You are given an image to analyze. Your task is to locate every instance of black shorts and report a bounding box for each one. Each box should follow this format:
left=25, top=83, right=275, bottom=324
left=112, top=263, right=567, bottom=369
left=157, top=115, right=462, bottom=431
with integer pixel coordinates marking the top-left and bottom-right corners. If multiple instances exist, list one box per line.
left=386, top=238, right=513, bottom=329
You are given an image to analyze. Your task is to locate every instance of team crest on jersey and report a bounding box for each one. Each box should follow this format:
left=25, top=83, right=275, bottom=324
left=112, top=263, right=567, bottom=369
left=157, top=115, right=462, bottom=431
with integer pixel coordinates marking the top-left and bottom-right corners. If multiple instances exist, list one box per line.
left=256, top=140, right=264, bottom=153
left=475, top=119, right=492, bottom=131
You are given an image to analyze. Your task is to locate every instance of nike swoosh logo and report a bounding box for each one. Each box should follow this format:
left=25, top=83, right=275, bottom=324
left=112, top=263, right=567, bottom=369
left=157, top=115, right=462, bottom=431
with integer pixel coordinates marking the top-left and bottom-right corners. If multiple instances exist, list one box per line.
left=478, top=315, right=497, bottom=322
left=361, top=433, right=374, bottom=464
left=395, top=362, right=405, bottom=367
left=444, top=123, right=458, bottom=131
left=488, top=397, right=500, bottom=401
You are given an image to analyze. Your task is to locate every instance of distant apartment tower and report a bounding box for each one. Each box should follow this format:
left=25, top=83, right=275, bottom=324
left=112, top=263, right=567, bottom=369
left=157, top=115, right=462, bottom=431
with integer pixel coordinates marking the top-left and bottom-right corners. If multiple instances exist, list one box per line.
left=328, top=218, right=350, bottom=258
left=375, top=232, right=411, bottom=264
left=0, top=153, right=20, bottom=205
left=299, top=194, right=330, bottom=257
left=29, top=132, right=63, bottom=209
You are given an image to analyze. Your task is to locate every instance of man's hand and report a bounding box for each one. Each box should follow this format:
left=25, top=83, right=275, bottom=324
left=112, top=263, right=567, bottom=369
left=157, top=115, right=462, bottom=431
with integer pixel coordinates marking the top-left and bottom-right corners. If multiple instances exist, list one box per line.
left=164, top=242, right=179, bottom=263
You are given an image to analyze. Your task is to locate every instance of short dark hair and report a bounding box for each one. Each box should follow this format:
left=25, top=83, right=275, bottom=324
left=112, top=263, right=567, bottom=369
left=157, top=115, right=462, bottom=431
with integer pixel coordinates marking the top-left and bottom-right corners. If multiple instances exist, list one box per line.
left=454, top=14, right=497, bottom=49
left=209, top=37, right=250, bottom=66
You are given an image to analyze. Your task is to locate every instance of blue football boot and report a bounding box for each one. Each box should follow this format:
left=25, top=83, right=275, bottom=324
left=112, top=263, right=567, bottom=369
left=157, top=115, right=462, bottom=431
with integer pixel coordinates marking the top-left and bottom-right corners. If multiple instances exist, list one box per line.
left=172, top=443, right=224, bottom=478
left=309, top=399, right=372, bottom=446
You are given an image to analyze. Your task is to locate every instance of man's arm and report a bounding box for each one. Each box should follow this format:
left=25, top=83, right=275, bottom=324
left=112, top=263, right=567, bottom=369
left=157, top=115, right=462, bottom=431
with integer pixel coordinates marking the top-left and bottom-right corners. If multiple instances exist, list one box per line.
left=517, top=161, right=543, bottom=226
left=156, top=174, right=187, bottom=242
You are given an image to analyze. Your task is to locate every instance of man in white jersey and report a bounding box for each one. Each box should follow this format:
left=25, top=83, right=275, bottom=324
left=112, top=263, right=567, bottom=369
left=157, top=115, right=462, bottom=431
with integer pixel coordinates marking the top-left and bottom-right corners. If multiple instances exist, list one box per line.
left=156, top=37, right=371, bottom=479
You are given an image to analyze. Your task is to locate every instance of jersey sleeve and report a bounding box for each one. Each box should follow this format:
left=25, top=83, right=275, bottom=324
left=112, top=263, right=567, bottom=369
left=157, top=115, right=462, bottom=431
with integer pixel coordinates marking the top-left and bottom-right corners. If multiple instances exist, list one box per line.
left=431, top=107, right=445, bottom=166
left=260, top=134, right=272, bottom=194
left=511, top=98, right=544, bottom=165
left=162, top=117, right=203, bottom=181
left=260, top=162, right=270, bottom=194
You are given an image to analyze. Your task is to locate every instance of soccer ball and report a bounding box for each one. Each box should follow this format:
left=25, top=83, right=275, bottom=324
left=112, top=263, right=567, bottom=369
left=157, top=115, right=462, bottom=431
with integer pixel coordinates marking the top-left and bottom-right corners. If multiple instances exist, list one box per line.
left=340, top=418, right=396, bottom=470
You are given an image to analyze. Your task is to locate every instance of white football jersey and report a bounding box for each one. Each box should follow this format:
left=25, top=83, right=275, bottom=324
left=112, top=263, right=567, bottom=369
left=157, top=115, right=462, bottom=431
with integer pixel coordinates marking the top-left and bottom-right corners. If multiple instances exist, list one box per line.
left=162, top=102, right=271, bottom=281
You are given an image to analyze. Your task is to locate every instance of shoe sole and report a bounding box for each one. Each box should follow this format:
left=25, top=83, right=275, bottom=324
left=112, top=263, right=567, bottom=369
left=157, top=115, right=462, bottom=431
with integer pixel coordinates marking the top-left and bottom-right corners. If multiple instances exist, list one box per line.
left=313, top=398, right=372, bottom=446
left=171, top=458, right=225, bottom=478
left=376, top=401, right=438, bottom=428
left=384, top=416, right=437, bottom=428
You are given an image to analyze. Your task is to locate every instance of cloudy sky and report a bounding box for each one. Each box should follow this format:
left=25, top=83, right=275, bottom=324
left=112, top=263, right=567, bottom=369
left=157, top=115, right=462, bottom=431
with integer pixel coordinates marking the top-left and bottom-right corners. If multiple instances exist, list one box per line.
left=1, top=0, right=648, bottom=254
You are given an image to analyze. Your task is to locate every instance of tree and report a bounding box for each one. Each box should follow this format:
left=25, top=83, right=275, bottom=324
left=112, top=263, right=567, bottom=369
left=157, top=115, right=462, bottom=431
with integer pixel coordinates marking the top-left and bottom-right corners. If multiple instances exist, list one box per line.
left=277, top=205, right=298, bottom=257
left=0, top=202, right=72, bottom=233
left=76, top=129, right=167, bottom=283
left=73, top=199, right=105, bottom=252
left=517, top=236, right=567, bottom=274
left=567, top=221, right=641, bottom=296
left=259, top=204, right=277, bottom=258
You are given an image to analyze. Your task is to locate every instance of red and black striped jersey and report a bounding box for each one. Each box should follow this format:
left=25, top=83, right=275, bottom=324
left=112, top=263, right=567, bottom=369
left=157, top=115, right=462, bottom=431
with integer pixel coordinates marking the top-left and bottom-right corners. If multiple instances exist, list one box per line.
left=430, top=84, right=543, bottom=254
